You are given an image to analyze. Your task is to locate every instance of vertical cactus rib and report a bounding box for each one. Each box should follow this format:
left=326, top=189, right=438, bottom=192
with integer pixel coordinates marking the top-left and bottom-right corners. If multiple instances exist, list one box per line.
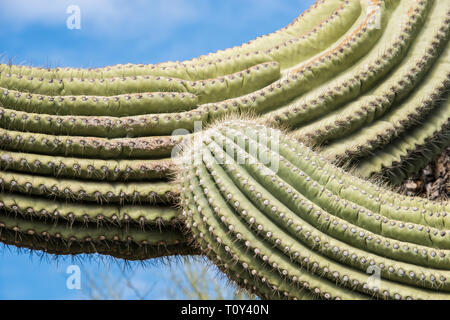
left=182, top=176, right=317, bottom=300
left=181, top=153, right=365, bottom=300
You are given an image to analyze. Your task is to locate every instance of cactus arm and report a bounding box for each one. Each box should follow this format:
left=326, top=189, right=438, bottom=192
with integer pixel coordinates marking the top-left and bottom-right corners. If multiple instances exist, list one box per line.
left=232, top=123, right=449, bottom=226
left=264, top=0, right=434, bottom=127
left=322, top=67, right=449, bottom=161
left=208, top=134, right=449, bottom=291
left=0, top=0, right=449, bottom=300
left=178, top=120, right=450, bottom=299
left=182, top=158, right=366, bottom=300
left=0, top=62, right=281, bottom=105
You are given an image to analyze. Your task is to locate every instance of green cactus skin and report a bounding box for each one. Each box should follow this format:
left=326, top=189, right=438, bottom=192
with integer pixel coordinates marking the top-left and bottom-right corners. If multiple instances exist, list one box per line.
left=290, top=2, right=448, bottom=146
left=356, top=100, right=450, bottom=184
left=265, top=0, right=435, bottom=126
left=0, top=62, right=279, bottom=101
left=0, top=192, right=179, bottom=225
left=0, top=151, right=174, bottom=181
left=0, top=0, right=449, bottom=300
left=179, top=120, right=450, bottom=300
left=322, top=71, right=449, bottom=161
left=0, top=171, right=176, bottom=204
left=0, top=128, right=181, bottom=158
left=0, top=89, right=199, bottom=117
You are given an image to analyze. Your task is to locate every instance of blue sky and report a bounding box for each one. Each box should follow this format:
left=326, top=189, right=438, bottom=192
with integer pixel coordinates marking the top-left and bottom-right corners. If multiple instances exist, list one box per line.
left=0, top=0, right=315, bottom=300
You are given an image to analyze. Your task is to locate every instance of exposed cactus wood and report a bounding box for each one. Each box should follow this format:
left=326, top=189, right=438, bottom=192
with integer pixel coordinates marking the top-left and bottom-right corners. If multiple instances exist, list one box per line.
left=0, top=0, right=449, bottom=300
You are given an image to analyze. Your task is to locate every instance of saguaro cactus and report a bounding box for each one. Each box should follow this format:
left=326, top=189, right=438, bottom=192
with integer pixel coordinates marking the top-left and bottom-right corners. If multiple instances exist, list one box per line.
left=179, top=119, right=450, bottom=300
left=0, top=0, right=448, bottom=299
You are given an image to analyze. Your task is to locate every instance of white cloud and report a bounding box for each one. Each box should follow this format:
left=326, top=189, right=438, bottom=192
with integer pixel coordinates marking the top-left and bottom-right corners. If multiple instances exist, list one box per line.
left=0, top=0, right=202, bottom=38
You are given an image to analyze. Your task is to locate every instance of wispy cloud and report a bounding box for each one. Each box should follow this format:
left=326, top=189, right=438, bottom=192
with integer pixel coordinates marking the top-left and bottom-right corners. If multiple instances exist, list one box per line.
left=0, top=0, right=201, bottom=38
left=0, top=1, right=310, bottom=69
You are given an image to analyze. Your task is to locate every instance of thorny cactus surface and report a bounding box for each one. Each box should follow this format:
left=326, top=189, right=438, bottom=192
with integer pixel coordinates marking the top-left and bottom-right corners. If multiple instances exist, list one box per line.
left=0, top=0, right=449, bottom=299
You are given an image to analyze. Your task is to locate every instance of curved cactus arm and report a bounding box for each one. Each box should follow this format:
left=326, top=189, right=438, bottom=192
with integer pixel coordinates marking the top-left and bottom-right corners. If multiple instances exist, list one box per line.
left=181, top=160, right=366, bottom=300
left=0, top=128, right=180, bottom=158
left=224, top=121, right=449, bottom=217
left=290, top=3, right=449, bottom=145
left=199, top=0, right=394, bottom=116
left=205, top=134, right=449, bottom=292
left=322, top=68, right=449, bottom=161
left=176, top=119, right=450, bottom=300
left=0, top=0, right=448, bottom=300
